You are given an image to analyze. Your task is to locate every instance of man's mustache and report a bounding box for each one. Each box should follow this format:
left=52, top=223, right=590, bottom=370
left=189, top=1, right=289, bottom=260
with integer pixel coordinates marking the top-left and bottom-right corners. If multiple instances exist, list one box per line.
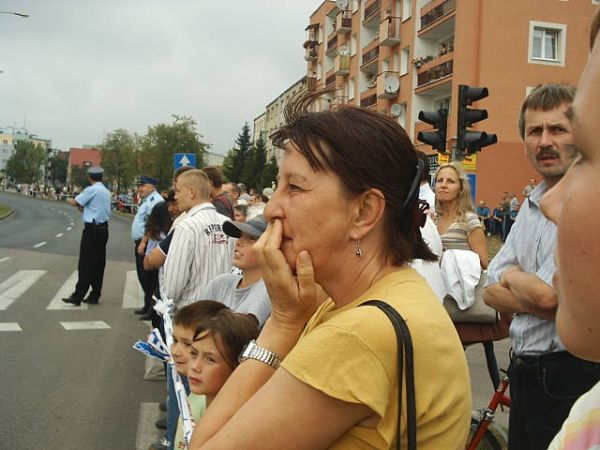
left=537, top=147, right=560, bottom=160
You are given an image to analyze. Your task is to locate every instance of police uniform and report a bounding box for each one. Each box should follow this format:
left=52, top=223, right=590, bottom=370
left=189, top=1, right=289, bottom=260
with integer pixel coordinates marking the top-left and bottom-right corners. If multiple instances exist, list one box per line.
left=62, top=166, right=111, bottom=306
left=131, top=175, right=164, bottom=316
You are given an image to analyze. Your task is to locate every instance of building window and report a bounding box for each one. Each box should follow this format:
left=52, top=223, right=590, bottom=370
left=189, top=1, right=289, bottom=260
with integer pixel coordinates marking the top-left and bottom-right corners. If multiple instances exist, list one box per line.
left=351, top=34, right=357, bottom=56
left=402, top=0, right=411, bottom=21
left=400, top=47, right=409, bottom=75
left=349, top=78, right=355, bottom=99
left=528, top=21, right=566, bottom=66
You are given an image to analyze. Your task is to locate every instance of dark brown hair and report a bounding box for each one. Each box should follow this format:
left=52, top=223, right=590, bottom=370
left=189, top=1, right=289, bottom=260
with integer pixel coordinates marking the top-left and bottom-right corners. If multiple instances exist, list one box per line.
left=270, top=90, right=435, bottom=265
left=173, top=300, right=227, bottom=329
left=518, top=84, right=576, bottom=139
left=193, top=306, right=259, bottom=370
left=173, top=165, right=194, bottom=181
left=202, top=166, right=224, bottom=189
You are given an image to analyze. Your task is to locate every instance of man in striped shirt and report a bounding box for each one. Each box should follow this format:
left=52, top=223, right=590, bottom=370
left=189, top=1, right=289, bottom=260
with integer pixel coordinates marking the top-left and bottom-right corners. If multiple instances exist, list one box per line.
left=483, top=84, right=600, bottom=450
left=162, top=169, right=235, bottom=309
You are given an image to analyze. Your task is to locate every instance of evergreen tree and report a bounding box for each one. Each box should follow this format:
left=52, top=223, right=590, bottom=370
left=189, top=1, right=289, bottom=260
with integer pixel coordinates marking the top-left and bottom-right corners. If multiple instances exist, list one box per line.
left=251, top=136, right=268, bottom=188
left=223, top=123, right=252, bottom=183
left=5, top=141, right=47, bottom=184
left=259, top=155, right=279, bottom=192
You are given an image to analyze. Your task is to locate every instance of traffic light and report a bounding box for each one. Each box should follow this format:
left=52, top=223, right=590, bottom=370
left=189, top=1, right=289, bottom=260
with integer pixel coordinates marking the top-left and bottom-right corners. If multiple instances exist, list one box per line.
left=457, top=84, right=497, bottom=155
left=417, top=109, right=448, bottom=153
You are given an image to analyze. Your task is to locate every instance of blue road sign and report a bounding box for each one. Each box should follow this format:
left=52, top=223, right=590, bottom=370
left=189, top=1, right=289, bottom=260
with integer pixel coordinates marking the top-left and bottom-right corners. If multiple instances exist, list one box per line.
left=467, top=173, right=477, bottom=202
left=174, top=153, right=196, bottom=170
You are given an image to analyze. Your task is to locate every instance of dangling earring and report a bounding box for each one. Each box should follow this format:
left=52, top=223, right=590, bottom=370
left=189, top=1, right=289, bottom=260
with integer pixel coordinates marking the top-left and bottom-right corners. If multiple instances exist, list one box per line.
left=355, top=235, right=362, bottom=257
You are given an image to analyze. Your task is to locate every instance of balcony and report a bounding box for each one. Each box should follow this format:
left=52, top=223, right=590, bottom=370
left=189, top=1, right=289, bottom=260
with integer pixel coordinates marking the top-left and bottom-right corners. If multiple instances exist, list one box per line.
left=416, top=53, right=453, bottom=88
left=303, top=24, right=319, bottom=48
left=306, top=77, right=317, bottom=92
left=326, top=34, right=339, bottom=56
left=304, top=43, right=318, bottom=61
left=325, top=69, right=336, bottom=87
left=336, top=12, right=352, bottom=34
left=360, top=87, right=378, bottom=108
left=334, top=54, right=350, bottom=76
left=376, top=71, right=400, bottom=99
left=420, top=0, right=456, bottom=31
left=379, top=15, right=401, bottom=47
left=363, top=0, right=381, bottom=29
left=360, top=41, right=379, bottom=74
left=332, top=95, right=349, bottom=106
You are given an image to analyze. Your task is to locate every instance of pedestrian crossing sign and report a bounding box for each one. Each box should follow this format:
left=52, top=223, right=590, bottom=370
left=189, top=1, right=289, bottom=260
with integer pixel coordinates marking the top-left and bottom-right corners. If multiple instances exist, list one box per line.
left=174, top=153, right=196, bottom=170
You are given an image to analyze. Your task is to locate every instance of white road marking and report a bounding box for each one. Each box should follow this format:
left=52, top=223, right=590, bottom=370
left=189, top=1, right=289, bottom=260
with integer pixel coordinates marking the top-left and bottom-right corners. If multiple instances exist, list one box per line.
left=60, top=321, right=110, bottom=330
left=0, top=323, right=22, bottom=332
left=122, top=270, right=145, bottom=309
left=0, top=270, right=47, bottom=310
left=33, top=241, right=46, bottom=248
left=56, top=233, right=63, bottom=238
left=0, top=257, right=10, bottom=264
left=136, top=402, right=162, bottom=450
left=69, top=223, right=74, bottom=226
left=66, top=227, right=72, bottom=231
left=47, top=271, right=89, bottom=310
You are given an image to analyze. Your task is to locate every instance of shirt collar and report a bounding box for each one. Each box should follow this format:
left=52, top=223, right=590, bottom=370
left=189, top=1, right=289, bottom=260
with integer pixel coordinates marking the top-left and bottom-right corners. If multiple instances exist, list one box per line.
left=187, top=202, right=215, bottom=215
left=528, top=180, right=548, bottom=207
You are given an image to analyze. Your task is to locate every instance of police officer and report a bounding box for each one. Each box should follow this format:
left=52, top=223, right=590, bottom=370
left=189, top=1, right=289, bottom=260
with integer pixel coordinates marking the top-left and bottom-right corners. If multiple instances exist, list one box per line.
left=131, top=175, right=163, bottom=318
left=62, top=166, right=111, bottom=306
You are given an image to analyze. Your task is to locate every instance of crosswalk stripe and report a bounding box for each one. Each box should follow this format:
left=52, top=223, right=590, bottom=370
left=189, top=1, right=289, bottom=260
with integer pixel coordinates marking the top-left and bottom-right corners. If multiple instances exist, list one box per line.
left=47, top=271, right=89, bottom=310
left=0, top=323, right=22, bottom=332
left=0, top=257, right=10, bottom=264
left=122, top=270, right=144, bottom=309
left=0, top=270, right=47, bottom=311
left=60, top=321, right=110, bottom=330
left=135, top=402, right=163, bottom=450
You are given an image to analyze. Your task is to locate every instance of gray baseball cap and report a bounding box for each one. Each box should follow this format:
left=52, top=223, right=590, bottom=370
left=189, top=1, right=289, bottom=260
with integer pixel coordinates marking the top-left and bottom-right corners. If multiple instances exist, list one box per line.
left=223, top=215, right=267, bottom=239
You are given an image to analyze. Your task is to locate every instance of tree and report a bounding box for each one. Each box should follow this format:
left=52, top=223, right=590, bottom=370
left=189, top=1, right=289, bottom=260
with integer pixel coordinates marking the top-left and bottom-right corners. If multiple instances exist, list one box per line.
left=241, top=135, right=267, bottom=189
left=5, top=141, right=47, bottom=184
left=101, top=128, right=137, bottom=194
left=222, top=123, right=252, bottom=183
left=139, top=115, right=208, bottom=190
left=49, top=154, right=68, bottom=186
left=259, top=155, right=279, bottom=192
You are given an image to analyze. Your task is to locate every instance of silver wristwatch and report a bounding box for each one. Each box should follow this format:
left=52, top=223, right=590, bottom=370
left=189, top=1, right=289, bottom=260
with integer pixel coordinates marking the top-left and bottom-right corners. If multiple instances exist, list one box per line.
left=238, top=340, right=282, bottom=369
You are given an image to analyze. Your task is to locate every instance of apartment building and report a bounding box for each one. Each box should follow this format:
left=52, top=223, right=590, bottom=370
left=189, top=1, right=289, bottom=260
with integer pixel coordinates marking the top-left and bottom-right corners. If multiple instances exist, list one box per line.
left=253, top=76, right=310, bottom=163
left=304, top=0, right=596, bottom=204
left=0, top=126, right=52, bottom=179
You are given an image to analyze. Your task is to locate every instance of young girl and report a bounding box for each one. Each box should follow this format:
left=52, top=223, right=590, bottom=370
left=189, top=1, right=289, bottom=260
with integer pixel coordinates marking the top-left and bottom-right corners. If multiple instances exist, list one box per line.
left=174, top=303, right=259, bottom=449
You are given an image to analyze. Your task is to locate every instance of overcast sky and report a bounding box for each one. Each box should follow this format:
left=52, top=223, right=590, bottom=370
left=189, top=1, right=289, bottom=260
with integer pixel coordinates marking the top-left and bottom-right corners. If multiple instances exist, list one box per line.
left=0, top=1, right=319, bottom=154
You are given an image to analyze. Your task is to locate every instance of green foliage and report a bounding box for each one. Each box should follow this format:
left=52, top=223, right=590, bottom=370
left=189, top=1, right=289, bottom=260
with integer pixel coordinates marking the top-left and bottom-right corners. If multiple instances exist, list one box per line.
left=222, top=123, right=252, bottom=183
left=241, top=135, right=268, bottom=189
left=70, top=165, right=90, bottom=188
left=101, top=128, right=137, bottom=193
left=5, top=141, right=47, bottom=184
left=138, top=115, right=208, bottom=190
left=49, top=155, right=68, bottom=185
left=259, top=155, right=279, bottom=191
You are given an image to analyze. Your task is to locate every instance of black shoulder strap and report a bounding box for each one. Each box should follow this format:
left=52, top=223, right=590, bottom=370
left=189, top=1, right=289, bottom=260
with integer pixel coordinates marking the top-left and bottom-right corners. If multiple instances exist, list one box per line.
left=360, top=300, right=416, bottom=450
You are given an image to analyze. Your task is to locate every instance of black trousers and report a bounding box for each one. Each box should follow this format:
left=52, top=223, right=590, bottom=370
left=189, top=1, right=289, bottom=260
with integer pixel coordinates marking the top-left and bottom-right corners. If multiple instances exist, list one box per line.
left=134, top=240, right=158, bottom=312
left=73, top=224, right=108, bottom=301
left=508, top=351, right=600, bottom=450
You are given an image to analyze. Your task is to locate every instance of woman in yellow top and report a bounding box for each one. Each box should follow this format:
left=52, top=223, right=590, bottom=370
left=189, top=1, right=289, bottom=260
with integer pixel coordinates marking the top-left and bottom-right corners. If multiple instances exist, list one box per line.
left=189, top=92, right=471, bottom=449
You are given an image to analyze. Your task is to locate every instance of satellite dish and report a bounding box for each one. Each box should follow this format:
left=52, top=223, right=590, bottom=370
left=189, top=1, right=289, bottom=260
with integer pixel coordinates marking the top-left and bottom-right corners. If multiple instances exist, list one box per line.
left=390, top=103, right=403, bottom=117
left=336, top=0, right=349, bottom=10
left=384, top=76, right=400, bottom=93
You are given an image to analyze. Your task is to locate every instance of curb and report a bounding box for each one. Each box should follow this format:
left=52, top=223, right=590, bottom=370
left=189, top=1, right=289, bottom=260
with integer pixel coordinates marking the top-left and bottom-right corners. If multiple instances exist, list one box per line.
left=0, top=209, right=14, bottom=221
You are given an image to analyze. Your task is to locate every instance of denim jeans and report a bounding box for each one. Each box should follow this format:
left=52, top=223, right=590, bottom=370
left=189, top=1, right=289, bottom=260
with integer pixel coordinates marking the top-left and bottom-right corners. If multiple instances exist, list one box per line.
left=508, top=351, right=600, bottom=450
left=166, top=367, right=190, bottom=450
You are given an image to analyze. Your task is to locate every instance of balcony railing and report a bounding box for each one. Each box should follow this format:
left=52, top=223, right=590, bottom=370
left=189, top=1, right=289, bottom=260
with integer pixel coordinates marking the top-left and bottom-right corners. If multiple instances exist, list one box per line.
left=335, top=54, right=350, bottom=75
left=417, top=59, right=453, bottom=87
left=336, top=13, right=352, bottom=34
left=362, top=45, right=379, bottom=66
left=326, top=73, right=336, bottom=87
left=360, top=93, right=377, bottom=108
left=305, top=43, right=318, bottom=61
left=364, top=0, right=381, bottom=23
left=420, top=0, right=456, bottom=30
left=326, top=34, right=339, bottom=55
left=380, top=16, right=401, bottom=47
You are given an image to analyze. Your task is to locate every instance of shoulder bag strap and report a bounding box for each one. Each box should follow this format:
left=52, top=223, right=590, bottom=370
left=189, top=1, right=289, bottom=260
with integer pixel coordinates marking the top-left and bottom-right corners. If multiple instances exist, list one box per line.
left=360, top=300, right=416, bottom=450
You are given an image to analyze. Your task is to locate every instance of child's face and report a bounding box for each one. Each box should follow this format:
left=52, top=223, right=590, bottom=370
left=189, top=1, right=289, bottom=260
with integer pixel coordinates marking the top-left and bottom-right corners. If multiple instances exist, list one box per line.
left=234, top=210, right=247, bottom=222
left=172, top=324, right=194, bottom=375
left=187, top=332, right=233, bottom=397
left=233, top=233, right=259, bottom=271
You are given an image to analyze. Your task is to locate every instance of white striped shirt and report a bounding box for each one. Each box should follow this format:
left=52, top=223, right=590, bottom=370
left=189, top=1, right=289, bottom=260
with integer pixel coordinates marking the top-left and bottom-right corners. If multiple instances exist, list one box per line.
left=163, top=203, right=235, bottom=308
left=485, top=182, right=564, bottom=356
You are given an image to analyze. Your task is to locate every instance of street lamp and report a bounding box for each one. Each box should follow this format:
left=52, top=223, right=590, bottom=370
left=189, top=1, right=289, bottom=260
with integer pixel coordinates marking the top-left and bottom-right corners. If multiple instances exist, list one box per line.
left=0, top=11, right=29, bottom=18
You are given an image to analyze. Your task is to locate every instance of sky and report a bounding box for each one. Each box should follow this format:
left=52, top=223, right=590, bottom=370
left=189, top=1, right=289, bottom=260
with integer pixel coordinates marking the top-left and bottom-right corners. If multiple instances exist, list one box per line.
left=0, top=0, right=320, bottom=154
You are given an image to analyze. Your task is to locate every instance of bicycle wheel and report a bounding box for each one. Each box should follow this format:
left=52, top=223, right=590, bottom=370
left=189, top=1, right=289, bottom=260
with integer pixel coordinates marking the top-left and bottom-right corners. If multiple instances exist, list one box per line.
left=469, top=418, right=508, bottom=450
